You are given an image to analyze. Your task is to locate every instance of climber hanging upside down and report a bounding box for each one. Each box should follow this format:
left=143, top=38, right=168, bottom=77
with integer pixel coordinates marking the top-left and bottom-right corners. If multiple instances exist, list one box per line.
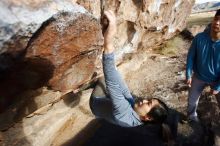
left=89, top=10, right=174, bottom=146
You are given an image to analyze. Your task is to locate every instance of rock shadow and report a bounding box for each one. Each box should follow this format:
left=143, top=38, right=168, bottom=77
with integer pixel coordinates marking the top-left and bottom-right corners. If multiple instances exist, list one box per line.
left=60, top=119, right=100, bottom=146
left=84, top=120, right=167, bottom=146
left=60, top=107, right=179, bottom=146
left=180, top=29, right=194, bottom=41
left=0, top=53, right=55, bottom=113
left=132, top=0, right=142, bottom=10
left=0, top=52, right=55, bottom=145
left=62, top=91, right=81, bottom=108
left=60, top=118, right=169, bottom=146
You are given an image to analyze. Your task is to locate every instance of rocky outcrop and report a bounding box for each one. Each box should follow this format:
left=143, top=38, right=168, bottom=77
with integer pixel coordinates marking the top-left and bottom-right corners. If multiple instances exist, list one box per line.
left=0, top=89, right=97, bottom=146
left=0, top=0, right=195, bottom=145
left=25, top=12, right=103, bottom=91
left=0, top=0, right=103, bottom=112
left=0, top=0, right=195, bottom=114
left=0, top=0, right=194, bottom=92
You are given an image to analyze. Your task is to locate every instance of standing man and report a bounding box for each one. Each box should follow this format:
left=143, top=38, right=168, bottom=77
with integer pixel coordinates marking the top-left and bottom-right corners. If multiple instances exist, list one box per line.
left=186, top=9, right=220, bottom=122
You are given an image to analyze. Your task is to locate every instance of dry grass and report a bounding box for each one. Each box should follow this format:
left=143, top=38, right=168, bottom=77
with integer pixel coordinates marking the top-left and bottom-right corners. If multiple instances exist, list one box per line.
left=154, top=36, right=186, bottom=56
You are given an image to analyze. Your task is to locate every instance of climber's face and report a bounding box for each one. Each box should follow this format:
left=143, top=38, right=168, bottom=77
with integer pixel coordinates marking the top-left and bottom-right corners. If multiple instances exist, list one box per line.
left=134, top=98, right=159, bottom=121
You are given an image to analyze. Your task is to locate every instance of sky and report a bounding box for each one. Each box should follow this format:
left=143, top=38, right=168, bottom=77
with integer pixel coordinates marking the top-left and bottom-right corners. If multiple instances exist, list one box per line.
left=195, top=0, right=217, bottom=4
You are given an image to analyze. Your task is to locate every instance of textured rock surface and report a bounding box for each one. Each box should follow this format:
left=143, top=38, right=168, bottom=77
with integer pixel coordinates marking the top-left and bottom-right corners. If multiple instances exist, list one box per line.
left=0, top=0, right=197, bottom=146
left=0, top=89, right=96, bottom=146
left=105, top=0, right=194, bottom=61
left=0, top=0, right=103, bottom=112
left=0, top=0, right=78, bottom=55
left=76, top=0, right=101, bottom=18
left=25, top=12, right=103, bottom=91
left=0, top=0, right=194, bottom=92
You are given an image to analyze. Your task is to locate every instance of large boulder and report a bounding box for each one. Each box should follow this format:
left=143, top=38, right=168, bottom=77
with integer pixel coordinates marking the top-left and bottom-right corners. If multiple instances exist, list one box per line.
left=0, top=1, right=103, bottom=112
left=25, top=12, right=103, bottom=91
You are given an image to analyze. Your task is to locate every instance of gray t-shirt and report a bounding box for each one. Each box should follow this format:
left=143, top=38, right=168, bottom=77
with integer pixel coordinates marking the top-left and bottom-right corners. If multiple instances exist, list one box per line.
left=102, top=53, right=143, bottom=127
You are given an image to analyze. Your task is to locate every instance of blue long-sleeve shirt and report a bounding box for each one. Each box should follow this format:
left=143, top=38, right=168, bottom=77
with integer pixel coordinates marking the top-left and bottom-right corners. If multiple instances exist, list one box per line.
left=186, top=30, right=220, bottom=91
left=103, top=52, right=142, bottom=127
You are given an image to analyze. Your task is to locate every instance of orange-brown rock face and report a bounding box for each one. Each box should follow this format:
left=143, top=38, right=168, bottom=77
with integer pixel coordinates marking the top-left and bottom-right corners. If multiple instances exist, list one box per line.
left=25, top=12, right=103, bottom=91
left=0, top=1, right=104, bottom=112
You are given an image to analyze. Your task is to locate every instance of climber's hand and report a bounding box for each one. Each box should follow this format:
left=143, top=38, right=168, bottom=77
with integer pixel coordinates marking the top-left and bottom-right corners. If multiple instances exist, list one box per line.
left=103, top=10, right=116, bottom=54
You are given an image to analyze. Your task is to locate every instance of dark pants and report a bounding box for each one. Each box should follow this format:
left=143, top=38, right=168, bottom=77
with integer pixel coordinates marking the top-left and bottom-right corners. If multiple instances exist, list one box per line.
left=89, top=77, right=115, bottom=124
left=187, top=76, right=220, bottom=117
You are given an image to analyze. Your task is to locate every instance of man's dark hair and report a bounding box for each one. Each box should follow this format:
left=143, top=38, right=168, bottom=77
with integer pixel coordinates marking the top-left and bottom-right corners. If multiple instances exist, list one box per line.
left=146, top=98, right=174, bottom=146
left=134, top=97, right=174, bottom=145
left=147, top=98, right=168, bottom=124
left=215, top=9, right=220, bottom=17
left=134, top=97, right=168, bottom=123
